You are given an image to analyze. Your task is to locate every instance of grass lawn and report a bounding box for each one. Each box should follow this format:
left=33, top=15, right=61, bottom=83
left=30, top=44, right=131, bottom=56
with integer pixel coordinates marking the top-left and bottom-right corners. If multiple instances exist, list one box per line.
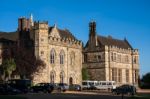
left=128, top=95, right=150, bottom=99
left=0, top=95, right=27, bottom=99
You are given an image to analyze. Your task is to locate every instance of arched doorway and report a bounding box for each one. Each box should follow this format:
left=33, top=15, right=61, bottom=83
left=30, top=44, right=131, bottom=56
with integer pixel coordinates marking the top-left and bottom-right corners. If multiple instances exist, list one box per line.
left=60, top=72, right=64, bottom=83
left=69, top=77, right=73, bottom=85
left=50, top=71, right=55, bottom=83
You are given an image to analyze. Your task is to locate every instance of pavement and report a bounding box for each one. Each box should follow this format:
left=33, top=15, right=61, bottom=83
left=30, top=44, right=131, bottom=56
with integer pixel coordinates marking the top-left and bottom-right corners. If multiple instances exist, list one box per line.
left=137, top=89, right=150, bottom=93
left=52, top=89, right=150, bottom=95
left=52, top=90, right=113, bottom=95
left=22, top=92, right=127, bottom=99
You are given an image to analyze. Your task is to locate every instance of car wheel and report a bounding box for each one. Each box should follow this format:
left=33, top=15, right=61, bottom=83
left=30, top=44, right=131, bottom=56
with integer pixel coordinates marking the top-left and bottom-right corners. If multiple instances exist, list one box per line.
left=48, top=89, right=52, bottom=93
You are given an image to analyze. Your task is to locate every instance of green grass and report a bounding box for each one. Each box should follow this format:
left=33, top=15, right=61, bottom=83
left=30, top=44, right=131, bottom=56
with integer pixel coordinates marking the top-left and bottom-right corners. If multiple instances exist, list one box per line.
left=128, top=95, right=150, bottom=99
left=0, top=95, right=27, bottom=99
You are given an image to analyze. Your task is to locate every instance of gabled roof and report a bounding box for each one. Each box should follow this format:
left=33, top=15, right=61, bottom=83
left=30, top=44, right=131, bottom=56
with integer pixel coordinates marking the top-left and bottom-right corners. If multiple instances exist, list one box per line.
left=49, top=27, right=77, bottom=40
left=84, top=35, right=133, bottom=51
left=0, top=38, right=14, bottom=42
left=0, top=31, right=18, bottom=41
left=97, top=35, right=133, bottom=49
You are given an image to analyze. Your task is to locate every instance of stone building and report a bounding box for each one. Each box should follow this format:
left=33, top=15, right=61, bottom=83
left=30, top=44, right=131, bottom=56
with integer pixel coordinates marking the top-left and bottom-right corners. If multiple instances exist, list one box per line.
left=0, top=15, right=82, bottom=85
left=83, top=21, right=139, bottom=86
left=32, top=21, right=82, bottom=85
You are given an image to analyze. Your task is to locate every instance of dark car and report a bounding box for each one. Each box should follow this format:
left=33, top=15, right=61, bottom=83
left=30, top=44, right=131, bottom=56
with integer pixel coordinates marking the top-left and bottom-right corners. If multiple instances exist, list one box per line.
left=57, top=83, right=69, bottom=92
left=50, top=83, right=59, bottom=90
left=7, top=79, right=32, bottom=93
left=0, top=83, right=21, bottom=95
left=69, top=84, right=81, bottom=91
left=31, top=83, right=54, bottom=93
left=112, top=84, right=136, bottom=95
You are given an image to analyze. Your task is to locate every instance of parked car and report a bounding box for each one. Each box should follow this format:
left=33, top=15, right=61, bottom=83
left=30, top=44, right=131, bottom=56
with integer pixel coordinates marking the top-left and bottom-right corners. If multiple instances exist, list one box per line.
left=31, top=83, right=54, bottom=93
left=7, top=79, right=32, bottom=93
left=69, top=84, right=81, bottom=91
left=111, top=84, right=136, bottom=95
left=58, top=83, right=69, bottom=92
left=0, top=83, right=21, bottom=95
left=50, top=83, right=59, bottom=90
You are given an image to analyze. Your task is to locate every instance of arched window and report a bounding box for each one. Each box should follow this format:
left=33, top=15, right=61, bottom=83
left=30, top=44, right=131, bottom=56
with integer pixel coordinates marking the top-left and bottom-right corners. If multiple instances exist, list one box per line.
left=50, top=49, right=56, bottom=64
left=60, top=50, right=65, bottom=64
left=111, top=52, right=113, bottom=61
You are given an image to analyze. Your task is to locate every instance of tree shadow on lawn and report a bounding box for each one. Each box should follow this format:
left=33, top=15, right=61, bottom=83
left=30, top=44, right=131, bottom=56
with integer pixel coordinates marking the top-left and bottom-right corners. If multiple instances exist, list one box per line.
left=0, top=95, right=27, bottom=99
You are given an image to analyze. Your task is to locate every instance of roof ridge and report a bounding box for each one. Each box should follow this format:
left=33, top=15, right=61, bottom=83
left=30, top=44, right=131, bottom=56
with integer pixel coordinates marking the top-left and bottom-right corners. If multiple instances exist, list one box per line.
left=96, top=34, right=132, bottom=49
left=97, top=35, right=125, bottom=42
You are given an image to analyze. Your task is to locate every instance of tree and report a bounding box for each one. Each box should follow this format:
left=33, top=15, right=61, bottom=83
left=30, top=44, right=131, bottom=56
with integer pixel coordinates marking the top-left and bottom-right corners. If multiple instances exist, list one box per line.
left=141, top=72, right=150, bottom=89
left=12, top=45, right=46, bottom=79
left=1, top=59, right=16, bottom=80
left=82, top=68, right=90, bottom=80
left=0, top=45, right=16, bottom=81
left=0, top=40, right=46, bottom=80
left=0, top=65, right=5, bottom=81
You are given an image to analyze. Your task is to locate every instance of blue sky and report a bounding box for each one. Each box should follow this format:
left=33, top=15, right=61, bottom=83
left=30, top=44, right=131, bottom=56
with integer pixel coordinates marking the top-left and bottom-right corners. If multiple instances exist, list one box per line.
left=0, top=0, right=150, bottom=76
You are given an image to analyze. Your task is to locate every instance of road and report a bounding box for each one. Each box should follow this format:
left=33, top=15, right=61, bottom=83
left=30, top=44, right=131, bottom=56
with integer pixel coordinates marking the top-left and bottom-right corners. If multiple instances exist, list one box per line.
left=20, top=93, right=128, bottom=99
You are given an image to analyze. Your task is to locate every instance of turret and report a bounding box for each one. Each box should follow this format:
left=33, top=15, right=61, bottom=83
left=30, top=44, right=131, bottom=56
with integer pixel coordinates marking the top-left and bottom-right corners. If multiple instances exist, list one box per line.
left=18, top=17, right=31, bottom=31
left=18, top=17, right=32, bottom=48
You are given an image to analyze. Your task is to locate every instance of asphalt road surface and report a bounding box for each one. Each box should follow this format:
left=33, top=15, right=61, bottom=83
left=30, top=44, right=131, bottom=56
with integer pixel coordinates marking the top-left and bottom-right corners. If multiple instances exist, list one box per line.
left=21, top=93, right=128, bottom=99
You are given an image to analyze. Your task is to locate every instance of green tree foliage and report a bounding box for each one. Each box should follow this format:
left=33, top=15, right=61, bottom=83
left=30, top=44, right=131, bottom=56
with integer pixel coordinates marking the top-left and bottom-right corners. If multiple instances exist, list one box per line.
left=141, top=72, right=150, bottom=89
left=12, top=45, right=46, bottom=79
left=1, top=59, right=16, bottom=80
left=142, top=73, right=150, bottom=82
left=82, top=68, right=89, bottom=80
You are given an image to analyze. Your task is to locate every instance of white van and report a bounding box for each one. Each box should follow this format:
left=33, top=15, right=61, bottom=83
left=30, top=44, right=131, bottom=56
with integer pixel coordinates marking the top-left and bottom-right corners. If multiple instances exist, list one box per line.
left=82, top=80, right=98, bottom=89
left=95, top=81, right=116, bottom=90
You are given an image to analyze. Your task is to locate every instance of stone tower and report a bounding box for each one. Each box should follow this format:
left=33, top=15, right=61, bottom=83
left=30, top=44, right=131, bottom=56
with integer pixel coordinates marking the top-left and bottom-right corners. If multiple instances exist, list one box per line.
left=34, top=21, right=48, bottom=61
left=33, top=21, right=49, bottom=83
left=18, top=17, right=32, bottom=48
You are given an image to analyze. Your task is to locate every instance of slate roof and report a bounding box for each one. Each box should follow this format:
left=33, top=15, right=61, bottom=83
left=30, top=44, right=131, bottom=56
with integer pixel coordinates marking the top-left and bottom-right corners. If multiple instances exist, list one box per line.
left=0, top=27, right=77, bottom=42
left=49, top=27, right=77, bottom=40
left=0, top=38, right=15, bottom=43
left=97, top=35, right=132, bottom=49
left=85, top=35, right=133, bottom=50
left=0, top=31, right=18, bottom=41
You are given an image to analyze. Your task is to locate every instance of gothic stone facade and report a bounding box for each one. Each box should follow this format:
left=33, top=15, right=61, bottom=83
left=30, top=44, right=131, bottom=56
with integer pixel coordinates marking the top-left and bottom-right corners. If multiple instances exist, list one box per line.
left=32, top=22, right=82, bottom=85
left=0, top=16, right=82, bottom=85
left=83, top=21, right=139, bottom=86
